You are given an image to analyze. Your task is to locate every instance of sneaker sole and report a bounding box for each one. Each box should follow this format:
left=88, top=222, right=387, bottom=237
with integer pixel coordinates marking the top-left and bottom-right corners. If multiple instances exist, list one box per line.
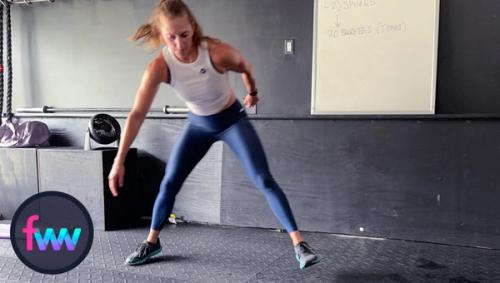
left=296, top=254, right=321, bottom=269
left=126, top=246, right=162, bottom=266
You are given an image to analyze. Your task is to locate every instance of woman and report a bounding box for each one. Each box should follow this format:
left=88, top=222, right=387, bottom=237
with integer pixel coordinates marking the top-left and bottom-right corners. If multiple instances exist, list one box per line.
left=108, top=0, right=319, bottom=269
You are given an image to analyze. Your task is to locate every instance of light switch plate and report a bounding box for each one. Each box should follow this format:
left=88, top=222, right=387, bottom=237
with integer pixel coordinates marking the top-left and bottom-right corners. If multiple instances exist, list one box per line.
left=285, top=39, right=295, bottom=55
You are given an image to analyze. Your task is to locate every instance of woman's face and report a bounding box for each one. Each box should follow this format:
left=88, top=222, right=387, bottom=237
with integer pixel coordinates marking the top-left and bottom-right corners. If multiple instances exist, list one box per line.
left=159, top=13, right=195, bottom=59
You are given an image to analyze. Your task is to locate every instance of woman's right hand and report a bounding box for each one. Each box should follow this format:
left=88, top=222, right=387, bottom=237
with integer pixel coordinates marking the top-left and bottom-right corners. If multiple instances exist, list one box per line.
left=108, top=162, right=125, bottom=197
left=106, top=54, right=165, bottom=197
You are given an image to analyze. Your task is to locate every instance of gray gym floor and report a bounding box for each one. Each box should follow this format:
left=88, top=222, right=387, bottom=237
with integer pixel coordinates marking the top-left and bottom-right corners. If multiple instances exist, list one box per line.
left=0, top=221, right=499, bottom=283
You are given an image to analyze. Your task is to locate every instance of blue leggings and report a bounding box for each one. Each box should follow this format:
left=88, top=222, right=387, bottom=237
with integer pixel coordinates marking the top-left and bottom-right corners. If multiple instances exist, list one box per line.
left=151, top=101, right=298, bottom=232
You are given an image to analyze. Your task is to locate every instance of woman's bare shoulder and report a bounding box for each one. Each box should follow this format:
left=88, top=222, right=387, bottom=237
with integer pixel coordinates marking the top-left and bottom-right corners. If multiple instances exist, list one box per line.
left=207, top=39, right=234, bottom=54
left=145, top=52, right=169, bottom=84
left=207, top=39, right=242, bottom=70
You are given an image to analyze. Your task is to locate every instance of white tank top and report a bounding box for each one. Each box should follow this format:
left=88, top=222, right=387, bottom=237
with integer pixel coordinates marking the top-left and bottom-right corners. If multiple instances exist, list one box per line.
left=162, top=42, right=233, bottom=116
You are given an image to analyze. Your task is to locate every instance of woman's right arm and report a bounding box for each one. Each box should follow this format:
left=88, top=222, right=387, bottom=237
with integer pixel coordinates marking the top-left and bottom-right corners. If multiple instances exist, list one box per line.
left=108, top=55, right=168, bottom=197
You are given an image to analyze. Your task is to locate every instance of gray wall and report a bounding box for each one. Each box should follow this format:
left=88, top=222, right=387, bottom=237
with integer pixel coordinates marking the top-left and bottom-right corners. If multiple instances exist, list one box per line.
left=12, top=0, right=178, bottom=109
left=11, top=0, right=500, bottom=114
left=12, top=0, right=311, bottom=116
left=3, top=0, right=500, bottom=250
left=436, top=0, right=500, bottom=113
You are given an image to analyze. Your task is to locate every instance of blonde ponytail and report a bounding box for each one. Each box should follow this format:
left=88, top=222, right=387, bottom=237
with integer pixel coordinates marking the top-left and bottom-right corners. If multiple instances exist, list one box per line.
left=129, top=22, right=163, bottom=51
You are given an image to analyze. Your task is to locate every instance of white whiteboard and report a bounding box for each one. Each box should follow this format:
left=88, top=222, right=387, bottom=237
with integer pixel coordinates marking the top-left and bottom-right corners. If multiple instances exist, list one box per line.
left=312, top=0, right=440, bottom=115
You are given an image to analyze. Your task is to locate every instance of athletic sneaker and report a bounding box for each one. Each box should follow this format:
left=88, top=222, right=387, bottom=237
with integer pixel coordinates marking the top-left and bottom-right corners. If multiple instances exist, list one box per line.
left=125, top=239, right=162, bottom=266
left=294, top=241, right=320, bottom=269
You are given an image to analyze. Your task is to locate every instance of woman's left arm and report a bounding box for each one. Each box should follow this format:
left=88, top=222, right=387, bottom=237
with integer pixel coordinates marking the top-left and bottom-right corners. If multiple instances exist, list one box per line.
left=212, top=42, right=259, bottom=108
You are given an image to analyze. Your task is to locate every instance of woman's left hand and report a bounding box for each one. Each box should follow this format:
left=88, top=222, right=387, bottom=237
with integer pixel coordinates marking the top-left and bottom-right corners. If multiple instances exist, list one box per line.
left=244, top=94, right=259, bottom=108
